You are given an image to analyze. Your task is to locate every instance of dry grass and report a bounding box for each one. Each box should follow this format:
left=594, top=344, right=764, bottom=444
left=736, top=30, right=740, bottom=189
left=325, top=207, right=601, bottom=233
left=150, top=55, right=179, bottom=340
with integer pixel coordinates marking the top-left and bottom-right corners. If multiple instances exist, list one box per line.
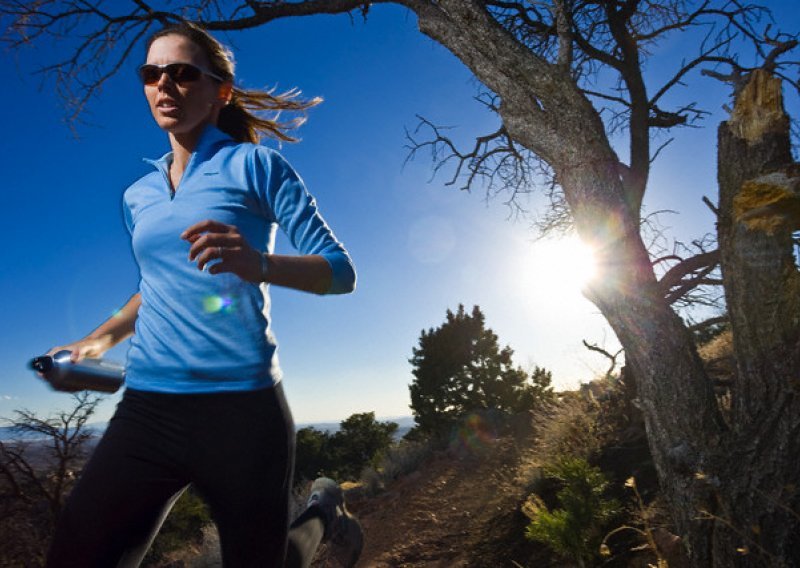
left=359, top=439, right=435, bottom=496
left=532, top=391, right=605, bottom=464
left=697, top=329, right=733, bottom=362
left=151, top=525, right=221, bottom=567
left=697, top=330, right=735, bottom=424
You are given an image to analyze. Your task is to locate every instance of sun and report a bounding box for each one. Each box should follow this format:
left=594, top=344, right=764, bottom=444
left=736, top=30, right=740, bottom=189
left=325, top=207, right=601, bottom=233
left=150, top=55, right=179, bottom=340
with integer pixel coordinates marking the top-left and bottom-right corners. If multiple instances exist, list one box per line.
left=523, top=235, right=597, bottom=297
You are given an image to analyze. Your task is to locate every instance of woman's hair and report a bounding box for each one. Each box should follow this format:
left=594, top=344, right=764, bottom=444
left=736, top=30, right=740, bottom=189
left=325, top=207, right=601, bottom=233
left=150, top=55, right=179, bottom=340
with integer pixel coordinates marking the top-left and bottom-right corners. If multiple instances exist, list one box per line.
left=145, top=23, right=321, bottom=144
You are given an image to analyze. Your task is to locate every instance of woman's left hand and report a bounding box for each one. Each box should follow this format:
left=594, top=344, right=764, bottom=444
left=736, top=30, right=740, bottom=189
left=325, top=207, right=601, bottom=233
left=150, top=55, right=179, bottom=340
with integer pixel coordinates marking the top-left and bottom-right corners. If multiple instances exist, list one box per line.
left=181, top=219, right=264, bottom=283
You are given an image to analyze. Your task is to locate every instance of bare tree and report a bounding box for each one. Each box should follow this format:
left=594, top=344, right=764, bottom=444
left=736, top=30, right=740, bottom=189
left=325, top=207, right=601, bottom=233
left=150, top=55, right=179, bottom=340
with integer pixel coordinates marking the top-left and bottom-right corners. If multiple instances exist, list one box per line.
left=0, top=393, right=100, bottom=517
left=0, top=393, right=101, bottom=564
left=3, top=1, right=800, bottom=565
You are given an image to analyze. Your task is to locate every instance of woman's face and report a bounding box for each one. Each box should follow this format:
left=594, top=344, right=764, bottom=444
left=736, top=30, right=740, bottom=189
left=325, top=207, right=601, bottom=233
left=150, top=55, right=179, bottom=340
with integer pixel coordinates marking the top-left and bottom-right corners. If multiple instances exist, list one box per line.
left=144, top=34, right=227, bottom=140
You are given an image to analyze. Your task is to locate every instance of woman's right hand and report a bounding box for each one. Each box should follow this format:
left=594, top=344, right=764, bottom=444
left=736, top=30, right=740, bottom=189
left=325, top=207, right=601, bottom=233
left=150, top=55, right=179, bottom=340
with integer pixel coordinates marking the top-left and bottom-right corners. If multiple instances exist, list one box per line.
left=37, top=292, right=140, bottom=377
left=45, top=335, right=113, bottom=364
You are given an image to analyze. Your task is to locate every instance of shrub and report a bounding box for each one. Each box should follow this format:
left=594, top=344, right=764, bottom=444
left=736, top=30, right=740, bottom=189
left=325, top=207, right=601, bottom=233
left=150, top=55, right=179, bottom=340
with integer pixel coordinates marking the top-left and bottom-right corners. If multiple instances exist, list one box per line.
left=380, top=440, right=432, bottom=481
left=294, top=426, right=333, bottom=482
left=330, top=412, right=397, bottom=481
left=145, top=487, right=211, bottom=564
left=358, top=438, right=434, bottom=496
left=533, top=393, right=603, bottom=462
left=523, top=457, right=619, bottom=567
left=359, top=466, right=383, bottom=496
left=294, top=413, right=399, bottom=484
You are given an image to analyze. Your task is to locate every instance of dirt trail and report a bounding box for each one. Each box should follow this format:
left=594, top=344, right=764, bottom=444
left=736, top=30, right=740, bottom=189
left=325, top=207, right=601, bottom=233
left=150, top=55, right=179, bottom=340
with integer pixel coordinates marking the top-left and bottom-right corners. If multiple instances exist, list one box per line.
left=321, top=436, right=552, bottom=568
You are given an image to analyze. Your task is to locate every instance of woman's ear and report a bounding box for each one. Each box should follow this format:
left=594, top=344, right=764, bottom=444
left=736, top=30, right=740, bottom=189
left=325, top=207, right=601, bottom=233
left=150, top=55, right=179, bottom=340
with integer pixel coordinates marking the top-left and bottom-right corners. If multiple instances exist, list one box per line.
left=218, top=82, right=233, bottom=105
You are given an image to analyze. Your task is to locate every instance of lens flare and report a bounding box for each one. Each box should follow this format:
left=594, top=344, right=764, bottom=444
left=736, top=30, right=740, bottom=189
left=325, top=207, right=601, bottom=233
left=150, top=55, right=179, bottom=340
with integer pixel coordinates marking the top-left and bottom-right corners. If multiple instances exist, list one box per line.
left=202, top=295, right=236, bottom=314
left=451, top=413, right=496, bottom=453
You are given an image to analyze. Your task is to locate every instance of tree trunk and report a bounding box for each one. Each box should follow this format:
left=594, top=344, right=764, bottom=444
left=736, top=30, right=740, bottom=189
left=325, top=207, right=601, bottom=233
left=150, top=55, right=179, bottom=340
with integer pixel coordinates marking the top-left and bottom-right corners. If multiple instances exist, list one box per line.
left=563, top=165, right=727, bottom=567
left=410, top=2, right=726, bottom=563
left=407, top=3, right=800, bottom=564
left=711, top=69, right=800, bottom=567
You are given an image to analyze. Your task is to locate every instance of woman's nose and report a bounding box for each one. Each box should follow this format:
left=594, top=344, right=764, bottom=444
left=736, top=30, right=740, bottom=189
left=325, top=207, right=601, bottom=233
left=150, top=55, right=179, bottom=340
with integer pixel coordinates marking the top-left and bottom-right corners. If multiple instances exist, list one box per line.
left=156, top=70, right=173, bottom=89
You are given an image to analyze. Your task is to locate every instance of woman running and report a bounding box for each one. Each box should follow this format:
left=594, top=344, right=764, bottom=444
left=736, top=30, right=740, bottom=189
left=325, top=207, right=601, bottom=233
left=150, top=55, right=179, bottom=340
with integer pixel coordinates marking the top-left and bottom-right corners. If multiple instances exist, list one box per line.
left=42, top=22, right=361, bottom=567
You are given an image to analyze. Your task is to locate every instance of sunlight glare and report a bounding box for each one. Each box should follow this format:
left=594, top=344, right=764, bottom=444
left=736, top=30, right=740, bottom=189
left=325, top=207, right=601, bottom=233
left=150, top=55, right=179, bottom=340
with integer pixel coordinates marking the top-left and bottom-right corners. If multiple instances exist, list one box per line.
left=523, top=235, right=597, bottom=297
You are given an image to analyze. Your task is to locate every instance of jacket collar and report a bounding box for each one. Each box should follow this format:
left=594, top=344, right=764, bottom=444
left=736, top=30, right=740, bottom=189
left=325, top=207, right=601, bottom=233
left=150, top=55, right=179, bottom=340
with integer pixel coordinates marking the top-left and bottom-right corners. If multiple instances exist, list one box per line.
left=143, top=123, right=234, bottom=169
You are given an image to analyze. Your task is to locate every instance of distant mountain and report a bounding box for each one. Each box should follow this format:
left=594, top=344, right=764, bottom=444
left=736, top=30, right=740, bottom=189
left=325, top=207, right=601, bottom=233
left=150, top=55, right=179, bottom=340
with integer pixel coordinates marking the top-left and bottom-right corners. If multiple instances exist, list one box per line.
left=385, top=416, right=415, bottom=440
left=0, top=417, right=416, bottom=441
left=296, top=415, right=415, bottom=440
left=0, top=421, right=108, bottom=442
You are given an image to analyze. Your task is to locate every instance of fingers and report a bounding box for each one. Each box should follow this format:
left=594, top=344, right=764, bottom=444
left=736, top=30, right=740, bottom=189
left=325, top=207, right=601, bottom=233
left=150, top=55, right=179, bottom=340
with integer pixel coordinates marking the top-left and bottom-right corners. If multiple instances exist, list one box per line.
left=194, top=245, right=262, bottom=282
left=207, top=260, right=233, bottom=276
left=181, top=220, right=261, bottom=281
left=180, top=219, right=232, bottom=241
left=44, top=339, right=105, bottom=364
left=187, top=232, right=242, bottom=262
left=60, top=346, right=86, bottom=363
left=46, top=345, right=80, bottom=362
left=69, top=345, right=92, bottom=363
left=194, top=245, right=243, bottom=272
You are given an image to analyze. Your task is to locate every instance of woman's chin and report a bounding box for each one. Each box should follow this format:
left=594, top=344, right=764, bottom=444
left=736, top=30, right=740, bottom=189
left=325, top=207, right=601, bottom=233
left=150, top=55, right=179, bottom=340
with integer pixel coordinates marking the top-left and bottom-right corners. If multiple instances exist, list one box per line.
left=159, top=120, right=214, bottom=144
left=151, top=116, right=179, bottom=132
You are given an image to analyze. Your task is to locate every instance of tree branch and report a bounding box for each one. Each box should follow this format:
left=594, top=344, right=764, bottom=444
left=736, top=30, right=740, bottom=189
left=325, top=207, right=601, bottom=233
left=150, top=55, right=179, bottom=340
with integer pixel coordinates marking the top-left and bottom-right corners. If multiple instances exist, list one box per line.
left=0, top=441, right=29, bottom=502
left=581, top=88, right=630, bottom=107
left=405, top=114, right=545, bottom=213
left=649, top=37, right=736, bottom=107
left=553, top=0, right=574, bottom=68
left=2, top=393, right=100, bottom=515
left=603, top=0, right=650, bottom=216
left=703, top=195, right=720, bottom=216
left=582, top=339, right=624, bottom=379
left=0, top=0, right=385, bottom=124
left=203, top=0, right=380, bottom=31
left=688, top=315, right=729, bottom=333
left=658, top=249, right=720, bottom=294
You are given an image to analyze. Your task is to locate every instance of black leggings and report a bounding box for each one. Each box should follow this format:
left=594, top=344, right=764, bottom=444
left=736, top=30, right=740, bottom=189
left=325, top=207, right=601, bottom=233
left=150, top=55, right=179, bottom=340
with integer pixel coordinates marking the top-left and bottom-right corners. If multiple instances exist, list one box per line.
left=47, top=385, right=323, bottom=567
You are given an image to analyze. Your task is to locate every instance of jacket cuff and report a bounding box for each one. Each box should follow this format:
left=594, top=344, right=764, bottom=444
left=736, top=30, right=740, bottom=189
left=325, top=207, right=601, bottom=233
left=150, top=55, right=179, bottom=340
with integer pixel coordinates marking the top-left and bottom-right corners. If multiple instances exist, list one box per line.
left=320, top=252, right=357, bottom=295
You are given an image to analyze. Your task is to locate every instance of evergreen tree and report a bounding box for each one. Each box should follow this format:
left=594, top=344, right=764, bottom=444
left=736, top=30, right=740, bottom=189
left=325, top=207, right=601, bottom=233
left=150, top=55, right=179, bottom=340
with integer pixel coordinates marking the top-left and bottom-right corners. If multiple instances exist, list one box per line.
left=331, top=412, right=397, bottom=481
left=294, top=426, right=333, bottom=482
left=409, top=305, right=540, bottom=435
left=294, top=413, right=398, bottom=482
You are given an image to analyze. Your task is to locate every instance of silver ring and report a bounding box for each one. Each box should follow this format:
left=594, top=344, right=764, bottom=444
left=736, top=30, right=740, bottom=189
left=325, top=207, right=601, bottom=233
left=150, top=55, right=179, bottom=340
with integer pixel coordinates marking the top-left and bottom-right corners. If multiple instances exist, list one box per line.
left=218, top=246, right=224, bottom=257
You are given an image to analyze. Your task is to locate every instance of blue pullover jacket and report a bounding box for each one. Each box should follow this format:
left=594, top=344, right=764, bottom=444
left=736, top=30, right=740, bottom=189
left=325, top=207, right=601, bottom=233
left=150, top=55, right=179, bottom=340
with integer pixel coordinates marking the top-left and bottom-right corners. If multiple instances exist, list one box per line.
left=122, top=124, right=355, bottom=393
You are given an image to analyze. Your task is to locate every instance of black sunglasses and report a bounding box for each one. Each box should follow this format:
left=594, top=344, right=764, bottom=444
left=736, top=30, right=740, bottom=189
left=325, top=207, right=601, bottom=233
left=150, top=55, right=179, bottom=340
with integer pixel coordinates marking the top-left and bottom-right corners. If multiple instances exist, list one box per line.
left=137, top=62, right=225, bottom=86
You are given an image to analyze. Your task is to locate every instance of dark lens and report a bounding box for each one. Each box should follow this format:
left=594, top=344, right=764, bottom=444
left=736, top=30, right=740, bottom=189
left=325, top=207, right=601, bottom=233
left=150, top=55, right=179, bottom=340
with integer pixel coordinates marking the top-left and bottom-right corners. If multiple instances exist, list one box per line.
left=168, top=63, right=202, bottom=84
left=139, top=65, right=162, bottom=85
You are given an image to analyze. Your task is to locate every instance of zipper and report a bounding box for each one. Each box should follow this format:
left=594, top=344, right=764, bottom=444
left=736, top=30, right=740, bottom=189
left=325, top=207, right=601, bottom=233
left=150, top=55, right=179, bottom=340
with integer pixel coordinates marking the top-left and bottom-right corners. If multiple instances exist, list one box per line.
left=145, top=152, right=197, bottom=202
left=170, top=152, right=198, bottom=201
left=158, top=163, right=175, bottom=201
left=144, top=157, right=174, bottom=201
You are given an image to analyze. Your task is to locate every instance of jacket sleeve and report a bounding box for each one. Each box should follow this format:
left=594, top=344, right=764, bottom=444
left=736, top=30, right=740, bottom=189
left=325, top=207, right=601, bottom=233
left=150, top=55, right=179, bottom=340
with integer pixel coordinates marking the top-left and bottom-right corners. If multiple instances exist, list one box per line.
left=249, top=146, right=356, bottom=295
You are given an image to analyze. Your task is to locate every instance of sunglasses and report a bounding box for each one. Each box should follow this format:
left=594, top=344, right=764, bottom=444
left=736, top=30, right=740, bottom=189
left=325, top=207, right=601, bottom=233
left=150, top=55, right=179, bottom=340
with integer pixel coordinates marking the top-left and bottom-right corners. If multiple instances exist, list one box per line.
left=137, top=62, right=225, bottom=86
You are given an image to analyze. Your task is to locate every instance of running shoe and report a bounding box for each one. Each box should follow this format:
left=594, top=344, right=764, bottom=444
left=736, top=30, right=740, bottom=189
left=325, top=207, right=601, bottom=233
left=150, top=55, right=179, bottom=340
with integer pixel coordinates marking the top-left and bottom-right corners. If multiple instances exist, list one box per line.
left=307, top=477, right=364, bottom=567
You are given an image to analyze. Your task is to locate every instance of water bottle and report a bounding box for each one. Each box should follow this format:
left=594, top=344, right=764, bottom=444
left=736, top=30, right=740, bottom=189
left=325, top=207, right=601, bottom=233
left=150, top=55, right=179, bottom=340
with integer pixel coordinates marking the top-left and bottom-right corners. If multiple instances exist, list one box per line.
left=29, top=350, right=125, bottom=393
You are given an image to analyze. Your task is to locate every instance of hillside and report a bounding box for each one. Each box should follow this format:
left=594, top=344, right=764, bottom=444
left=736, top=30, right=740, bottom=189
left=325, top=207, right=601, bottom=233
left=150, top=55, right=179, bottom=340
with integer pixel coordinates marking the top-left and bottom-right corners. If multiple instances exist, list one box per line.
left=156, top=424, right=555, bottom=567
left=341, top=435, right=552, bottom=567
left=152, top=395, right=677, bottom=568
left=4, top=385, right=680, bottom=567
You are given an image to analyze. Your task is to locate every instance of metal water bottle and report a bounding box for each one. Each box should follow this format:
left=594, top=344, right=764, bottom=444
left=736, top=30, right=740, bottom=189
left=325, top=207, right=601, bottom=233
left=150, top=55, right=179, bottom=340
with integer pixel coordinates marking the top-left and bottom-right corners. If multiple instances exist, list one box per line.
left=29, top=350, right=125, bottom=393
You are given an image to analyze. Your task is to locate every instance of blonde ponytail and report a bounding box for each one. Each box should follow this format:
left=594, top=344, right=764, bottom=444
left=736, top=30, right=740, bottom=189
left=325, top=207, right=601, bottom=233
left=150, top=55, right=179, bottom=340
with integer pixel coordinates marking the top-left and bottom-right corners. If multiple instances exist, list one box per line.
left=146, top=23, right=320, bottom=143
left=219, top=87, right=322, bottom=144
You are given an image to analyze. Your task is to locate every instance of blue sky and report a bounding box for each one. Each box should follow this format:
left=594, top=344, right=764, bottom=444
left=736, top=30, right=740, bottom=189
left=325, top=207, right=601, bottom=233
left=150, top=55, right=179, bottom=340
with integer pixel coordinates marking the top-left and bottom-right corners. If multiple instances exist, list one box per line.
left=1, top=3, right=798, bottom=424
